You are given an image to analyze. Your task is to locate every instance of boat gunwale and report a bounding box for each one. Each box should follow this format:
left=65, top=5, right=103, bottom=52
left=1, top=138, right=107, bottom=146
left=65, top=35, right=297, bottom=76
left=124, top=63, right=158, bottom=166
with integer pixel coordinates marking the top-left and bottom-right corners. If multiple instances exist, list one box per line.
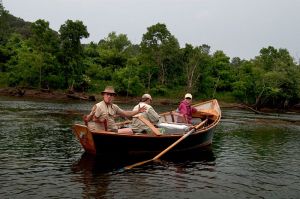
left=88, top=99, right=221, bottom=139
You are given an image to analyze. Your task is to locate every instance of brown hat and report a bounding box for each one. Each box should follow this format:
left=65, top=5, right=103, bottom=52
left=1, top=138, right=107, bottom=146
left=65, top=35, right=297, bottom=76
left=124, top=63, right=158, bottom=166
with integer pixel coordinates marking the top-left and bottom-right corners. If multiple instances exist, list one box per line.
left=101, top=86, right=116, bottom=95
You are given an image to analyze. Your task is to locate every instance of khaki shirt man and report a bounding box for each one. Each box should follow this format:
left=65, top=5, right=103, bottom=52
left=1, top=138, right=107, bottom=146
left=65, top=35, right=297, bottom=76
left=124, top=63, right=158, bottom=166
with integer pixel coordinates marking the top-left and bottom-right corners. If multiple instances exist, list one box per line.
left=131, top=94, right=160, bottom=133
left=85, top=86, right=146, bottom=132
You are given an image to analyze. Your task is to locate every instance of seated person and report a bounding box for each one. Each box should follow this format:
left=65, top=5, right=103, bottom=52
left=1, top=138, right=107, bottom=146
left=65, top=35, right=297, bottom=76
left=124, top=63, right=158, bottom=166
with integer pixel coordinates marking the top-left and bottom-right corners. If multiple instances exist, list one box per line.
left=178, top=93, right=197, bottom=124
left=84, top=86, right=146, bottom=132
left=131, top=94, right=160, bottom=134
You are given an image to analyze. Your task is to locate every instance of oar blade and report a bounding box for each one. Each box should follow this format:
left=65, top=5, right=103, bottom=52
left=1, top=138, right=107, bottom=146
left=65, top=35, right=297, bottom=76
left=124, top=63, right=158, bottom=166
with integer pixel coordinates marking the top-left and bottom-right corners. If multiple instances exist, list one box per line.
left=124, top=159, right=153, bottom=170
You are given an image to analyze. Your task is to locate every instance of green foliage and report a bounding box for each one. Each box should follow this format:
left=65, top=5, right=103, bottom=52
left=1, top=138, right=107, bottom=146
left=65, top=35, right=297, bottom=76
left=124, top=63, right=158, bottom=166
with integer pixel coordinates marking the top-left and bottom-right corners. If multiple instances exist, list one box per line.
left=0, top=8, right=31, bottom=44
left=97, top=32, right=133, bottom=70
left=112, top=65, right=144, bottom=96
left=141, top=23, right=180, bottom=86
left=230, top=60, right=256, bottom=104
left=59, top=20, right=89, bottom=89
left=210, top=50, right=233, bottom=92
left=150, top=85, right=168, bottom=96
left=0, top=5, right=10, bottom=45
left=98, top=32, right=131, bottom=52
left=85, top=64, right=113, bottom=81
left=30, top=19, right=59, bottom=53
left=44, top=74, right=66, bottom=89
left=229, top=46, right=300, bottom=108
left=0, top=9, right=299, bottom=108
left=181, top=44, right=212, bottom=92
left=213, top=91, right=236, bottom=103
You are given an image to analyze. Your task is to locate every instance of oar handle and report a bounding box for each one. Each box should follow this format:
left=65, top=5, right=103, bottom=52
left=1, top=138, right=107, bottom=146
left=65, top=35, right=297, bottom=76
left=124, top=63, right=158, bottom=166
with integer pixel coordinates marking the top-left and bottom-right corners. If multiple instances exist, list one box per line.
left=193, top=118, right=208, bottom=130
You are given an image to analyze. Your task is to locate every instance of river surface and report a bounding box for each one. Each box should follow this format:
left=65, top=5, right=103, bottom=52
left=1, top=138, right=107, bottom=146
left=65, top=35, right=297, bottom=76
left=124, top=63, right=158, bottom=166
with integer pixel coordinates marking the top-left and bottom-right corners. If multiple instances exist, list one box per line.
left=0, top=96, right=299, bottom=199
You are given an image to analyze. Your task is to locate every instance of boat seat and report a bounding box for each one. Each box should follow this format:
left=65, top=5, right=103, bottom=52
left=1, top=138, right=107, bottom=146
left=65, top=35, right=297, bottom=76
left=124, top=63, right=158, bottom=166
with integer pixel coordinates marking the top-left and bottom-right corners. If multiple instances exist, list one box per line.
left=169, top=111, right=188, bottom=123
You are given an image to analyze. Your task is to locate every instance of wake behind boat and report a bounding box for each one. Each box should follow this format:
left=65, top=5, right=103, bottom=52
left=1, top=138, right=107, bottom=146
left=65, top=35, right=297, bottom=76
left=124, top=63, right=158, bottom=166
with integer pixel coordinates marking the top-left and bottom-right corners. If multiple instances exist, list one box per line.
left=73, top=99, right=221, bottom=157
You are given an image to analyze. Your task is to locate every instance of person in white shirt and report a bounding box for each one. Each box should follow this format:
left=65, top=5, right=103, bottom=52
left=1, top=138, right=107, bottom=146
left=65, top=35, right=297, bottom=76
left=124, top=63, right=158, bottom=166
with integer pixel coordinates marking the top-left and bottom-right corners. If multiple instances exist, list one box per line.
left=131, top=94, right=160, bottom=134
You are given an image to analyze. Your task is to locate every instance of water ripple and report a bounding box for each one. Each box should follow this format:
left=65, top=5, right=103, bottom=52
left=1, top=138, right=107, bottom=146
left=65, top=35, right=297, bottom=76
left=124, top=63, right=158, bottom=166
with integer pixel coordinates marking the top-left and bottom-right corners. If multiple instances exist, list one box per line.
left=1, top=97, right=300, bottom=198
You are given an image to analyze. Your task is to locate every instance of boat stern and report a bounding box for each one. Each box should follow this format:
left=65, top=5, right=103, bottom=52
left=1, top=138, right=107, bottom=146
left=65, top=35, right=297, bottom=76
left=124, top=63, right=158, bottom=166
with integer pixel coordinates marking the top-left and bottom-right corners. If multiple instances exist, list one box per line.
left=72, top=124, right=96, bottom=155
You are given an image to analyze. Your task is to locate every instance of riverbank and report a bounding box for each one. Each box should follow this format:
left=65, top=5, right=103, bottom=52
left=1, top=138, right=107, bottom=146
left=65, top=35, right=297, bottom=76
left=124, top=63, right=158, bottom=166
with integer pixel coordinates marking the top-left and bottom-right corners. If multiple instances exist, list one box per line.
left=0, top=87, right=176, bottom=105
left=1, top=87, right=299, bottom=113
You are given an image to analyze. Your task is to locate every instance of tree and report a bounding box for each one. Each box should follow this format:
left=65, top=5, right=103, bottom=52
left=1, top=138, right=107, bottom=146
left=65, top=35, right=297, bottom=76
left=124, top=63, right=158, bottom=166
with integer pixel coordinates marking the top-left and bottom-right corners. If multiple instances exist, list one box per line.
left=98, top=31, right=131, bottom=52
left=210, top=50, right=232, bottom=95
left=4, top=34, right=43, bottom=87
left=0, top=3, right=11, bottom=73
left=59, top=20, right=89, bottom=90
left=0, top=2, right=10, bottom=45
left=241, top=46, right=300, bottom=108
left=112, top=64, right=144, bottom=96
left=140, top=23, right=180, bottom=86
left=231, top=60, right=256, bottom=103
left=28, top=19, right=60, bottom=89
left=30, top=19, right=59, bottom=53
left=97, top=32, right=132, bottom=69
left=180, top=44, right=211, bottom=93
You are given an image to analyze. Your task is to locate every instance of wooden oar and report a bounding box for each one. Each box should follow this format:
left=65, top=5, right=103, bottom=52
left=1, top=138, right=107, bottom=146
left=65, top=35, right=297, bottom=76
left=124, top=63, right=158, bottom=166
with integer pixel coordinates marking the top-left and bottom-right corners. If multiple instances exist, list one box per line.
left=136, top=115, right=162, bottom=136
left=123, top=118, right=208, bottom=170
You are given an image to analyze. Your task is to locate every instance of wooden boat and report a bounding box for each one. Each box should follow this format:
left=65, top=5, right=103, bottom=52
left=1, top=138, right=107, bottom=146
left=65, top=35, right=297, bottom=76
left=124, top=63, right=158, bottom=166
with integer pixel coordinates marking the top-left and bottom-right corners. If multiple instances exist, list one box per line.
left=72, top=99, right=221, bottom=157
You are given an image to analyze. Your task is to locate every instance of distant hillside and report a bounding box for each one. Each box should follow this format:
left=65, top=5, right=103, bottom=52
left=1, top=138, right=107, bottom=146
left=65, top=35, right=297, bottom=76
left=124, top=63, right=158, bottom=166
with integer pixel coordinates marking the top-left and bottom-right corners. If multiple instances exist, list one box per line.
left=0, top=6, right=32, bottom=42
left=6, top=13, right=32, bottom=37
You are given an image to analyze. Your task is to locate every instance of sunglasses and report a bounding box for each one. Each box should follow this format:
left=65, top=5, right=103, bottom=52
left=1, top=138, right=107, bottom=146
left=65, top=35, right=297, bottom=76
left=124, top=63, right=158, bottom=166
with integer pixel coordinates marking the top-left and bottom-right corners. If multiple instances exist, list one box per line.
left=185, top=97, right=191, bottom=100
left=105, top=93, right=116, bottom=96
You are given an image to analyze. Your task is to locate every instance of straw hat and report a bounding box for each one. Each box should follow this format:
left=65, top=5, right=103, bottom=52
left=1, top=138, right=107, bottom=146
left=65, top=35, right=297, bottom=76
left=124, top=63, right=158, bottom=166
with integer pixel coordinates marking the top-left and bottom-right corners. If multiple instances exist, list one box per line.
left=101, top=86, right=116, bottom=95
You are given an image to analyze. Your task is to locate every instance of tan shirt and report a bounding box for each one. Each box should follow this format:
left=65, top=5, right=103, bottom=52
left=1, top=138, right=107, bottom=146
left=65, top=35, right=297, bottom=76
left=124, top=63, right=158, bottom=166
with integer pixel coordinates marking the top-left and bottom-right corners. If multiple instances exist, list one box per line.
left=131, top=102, right=160, bottom=133
left=94, top=101, right=123, bottom=131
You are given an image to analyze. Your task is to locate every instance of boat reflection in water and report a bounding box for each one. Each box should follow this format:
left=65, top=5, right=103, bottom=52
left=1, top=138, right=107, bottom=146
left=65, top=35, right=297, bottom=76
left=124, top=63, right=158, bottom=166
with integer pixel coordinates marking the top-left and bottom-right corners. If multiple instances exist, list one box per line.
left=71, top=148, right=215, bottom=197
left=72, top=146, right=215, bottom=174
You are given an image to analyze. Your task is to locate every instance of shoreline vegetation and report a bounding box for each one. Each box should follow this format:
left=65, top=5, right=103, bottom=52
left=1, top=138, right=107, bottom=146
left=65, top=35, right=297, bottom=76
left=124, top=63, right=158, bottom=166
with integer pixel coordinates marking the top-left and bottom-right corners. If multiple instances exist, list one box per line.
left=1, top=8, right=299, bottom=112
left=1, top=87, right=299, bottom=114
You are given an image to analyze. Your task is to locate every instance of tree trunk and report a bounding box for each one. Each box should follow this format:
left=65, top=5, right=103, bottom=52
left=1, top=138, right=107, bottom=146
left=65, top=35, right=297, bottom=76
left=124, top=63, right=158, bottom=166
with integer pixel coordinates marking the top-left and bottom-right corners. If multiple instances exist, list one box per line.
left=212, top=76, right=220, bottom=98
left=254, top=85, right=266, bottom=110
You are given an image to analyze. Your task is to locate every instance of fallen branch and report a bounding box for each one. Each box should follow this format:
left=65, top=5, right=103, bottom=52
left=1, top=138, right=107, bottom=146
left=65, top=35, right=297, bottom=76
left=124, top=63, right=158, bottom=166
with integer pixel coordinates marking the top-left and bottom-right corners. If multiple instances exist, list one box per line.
left=224, top=104, right=271, bottom=115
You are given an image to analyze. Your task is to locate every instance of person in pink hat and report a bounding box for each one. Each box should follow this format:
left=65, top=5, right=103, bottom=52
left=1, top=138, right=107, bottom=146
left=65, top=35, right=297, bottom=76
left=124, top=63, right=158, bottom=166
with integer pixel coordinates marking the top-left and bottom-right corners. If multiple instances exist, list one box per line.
left=178, top=93, right=197, bottom=124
